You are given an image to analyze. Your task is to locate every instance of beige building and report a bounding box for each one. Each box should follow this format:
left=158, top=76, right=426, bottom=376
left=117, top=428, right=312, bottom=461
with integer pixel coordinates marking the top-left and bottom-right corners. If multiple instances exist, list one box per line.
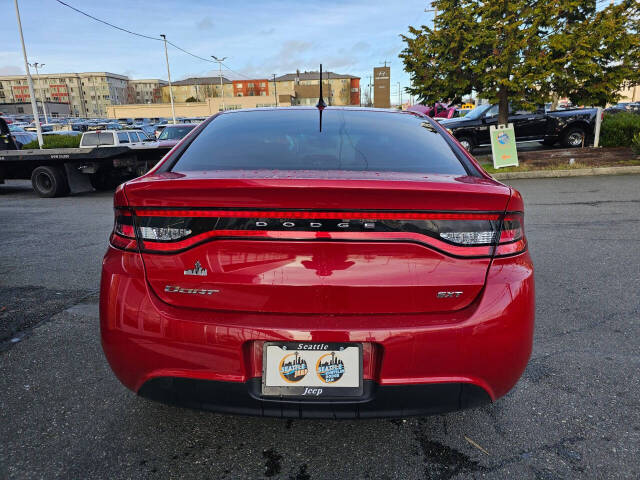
left=127, top=79, right=168, bottom=104
left=0, top=72, right=134, bottom=117
left=160, top=76, right=234, bottom=103
left=274, top=71, right=360, bottom=106
left=617, top=82, right=640, bottom=103
left=106, top=95, right=293, bottom=119
left=156, top=71, right=361, bottom=107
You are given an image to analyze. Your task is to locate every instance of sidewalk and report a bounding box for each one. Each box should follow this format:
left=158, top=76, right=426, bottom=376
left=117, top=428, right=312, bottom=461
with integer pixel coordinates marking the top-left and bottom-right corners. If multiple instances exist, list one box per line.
left=492, top=165, right=640, bottom=180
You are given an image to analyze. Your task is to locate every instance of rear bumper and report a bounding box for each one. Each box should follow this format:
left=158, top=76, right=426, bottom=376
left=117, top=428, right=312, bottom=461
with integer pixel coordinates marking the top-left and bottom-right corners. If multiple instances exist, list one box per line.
left=100, top=247, right=534, bottom=417
left=138, top=377, right=491, bottom=419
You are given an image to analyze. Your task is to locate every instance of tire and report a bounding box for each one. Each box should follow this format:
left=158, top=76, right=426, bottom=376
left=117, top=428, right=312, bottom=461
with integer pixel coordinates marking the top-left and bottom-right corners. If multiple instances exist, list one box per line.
left=30, top=166, right=69, bottom=198
left=561, top=127, right=586, bottom=148
left=89, top=172, right=113, bottom=191
left=457, top=136, right=475, bottom=154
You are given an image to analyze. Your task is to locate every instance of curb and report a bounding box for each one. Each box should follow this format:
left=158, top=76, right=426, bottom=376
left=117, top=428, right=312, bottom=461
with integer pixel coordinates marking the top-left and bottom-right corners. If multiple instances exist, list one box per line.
left=492, top=165, right=640, bottom=180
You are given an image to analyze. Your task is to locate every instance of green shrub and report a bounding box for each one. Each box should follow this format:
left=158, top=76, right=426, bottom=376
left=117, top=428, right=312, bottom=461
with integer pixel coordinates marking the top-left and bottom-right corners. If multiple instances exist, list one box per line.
left=22, top=134, right=81, bottom=150
left=600, top=112, right=640, bottom=147
left=632, top=132, right=640, bottom=155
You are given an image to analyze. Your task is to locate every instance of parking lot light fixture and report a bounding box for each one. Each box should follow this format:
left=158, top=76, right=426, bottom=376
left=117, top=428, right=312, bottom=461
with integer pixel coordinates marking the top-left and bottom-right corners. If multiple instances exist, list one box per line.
left=28, top=62, right=49, bottom=124
left=272, top=74, right=278, bottom=107
left=13, top=0, right=43, bottom=148
left=211, top=56, right=227, bottom=111
left=160, top=34, right=177, bottom=125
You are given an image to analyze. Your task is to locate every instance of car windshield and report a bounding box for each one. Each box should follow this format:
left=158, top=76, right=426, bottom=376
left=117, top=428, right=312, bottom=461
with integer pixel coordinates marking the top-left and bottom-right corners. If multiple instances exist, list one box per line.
left=171, top=109, right=468, bottom=175
left=461, top=104, right=492, bottom=120
left=158, top=125, right=195, bottom=140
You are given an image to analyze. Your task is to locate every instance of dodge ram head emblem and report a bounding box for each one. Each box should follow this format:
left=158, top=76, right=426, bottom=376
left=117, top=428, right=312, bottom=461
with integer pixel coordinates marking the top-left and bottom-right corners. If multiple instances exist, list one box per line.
left=184, top=260, right=207, bottom=276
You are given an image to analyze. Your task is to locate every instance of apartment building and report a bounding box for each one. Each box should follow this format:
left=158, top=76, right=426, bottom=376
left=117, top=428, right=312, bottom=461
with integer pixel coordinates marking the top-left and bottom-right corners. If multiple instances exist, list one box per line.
left=0, top=72, right=133, bottom=117
left=156, top=71, right=360, bottom=107
left=127, top=79, right=168, bottom=104
left=160, top=76, right=234, bottom=103
left=274, top=71, right=361, bottom=106
left=233, top=79, right=270, bottom=97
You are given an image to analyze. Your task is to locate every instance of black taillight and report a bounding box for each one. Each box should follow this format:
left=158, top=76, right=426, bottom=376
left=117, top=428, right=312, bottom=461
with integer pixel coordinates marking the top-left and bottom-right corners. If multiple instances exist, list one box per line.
left=495, top=213, right=526, bottom=256
left=109, top=209, right=137, bottom=251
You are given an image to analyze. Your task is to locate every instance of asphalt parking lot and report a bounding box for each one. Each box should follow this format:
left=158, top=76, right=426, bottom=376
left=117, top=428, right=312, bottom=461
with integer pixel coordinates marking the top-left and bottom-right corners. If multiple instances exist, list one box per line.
left=1, top=175, right=639, bottom=479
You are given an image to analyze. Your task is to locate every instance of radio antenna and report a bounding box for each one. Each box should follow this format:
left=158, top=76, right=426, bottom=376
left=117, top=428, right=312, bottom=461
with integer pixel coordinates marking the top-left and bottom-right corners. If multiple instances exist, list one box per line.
left=316, top=64, right=327, bottom=109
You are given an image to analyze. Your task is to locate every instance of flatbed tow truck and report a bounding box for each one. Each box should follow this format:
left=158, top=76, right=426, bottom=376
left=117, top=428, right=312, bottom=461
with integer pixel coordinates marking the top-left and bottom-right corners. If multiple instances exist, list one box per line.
left=0, top=146, right=170, bottom=197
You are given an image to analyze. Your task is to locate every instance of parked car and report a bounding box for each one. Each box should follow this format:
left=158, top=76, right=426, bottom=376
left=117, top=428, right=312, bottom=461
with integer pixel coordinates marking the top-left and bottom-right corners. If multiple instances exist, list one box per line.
left=606, top=102, right=640, bottom=115
left=134, top=124, right=156, bottom=138
left=79, top=130, right=157, bottom=149
left=408, top=103, right=457, bottom=119
left=155, top=123, right=197, bottom=147
left=12, top=131, right=38, bottom=148
left=101, top=107, right=534, bottom=418
left=1, top=117, right=19, bottom=150
left=439, top=104, right=598, bottom=152
left=154, top=124, right=167, bottom=138
left=24, top=123, right=54, bottom=133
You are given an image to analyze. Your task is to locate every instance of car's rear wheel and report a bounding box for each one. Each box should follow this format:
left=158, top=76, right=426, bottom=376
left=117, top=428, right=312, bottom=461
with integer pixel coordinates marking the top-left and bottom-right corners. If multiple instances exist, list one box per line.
left=457, top=136, right=474, bottom=154
left=31, top=166, right=69, bottom=198
left=561, top=127, right=586, bottom=148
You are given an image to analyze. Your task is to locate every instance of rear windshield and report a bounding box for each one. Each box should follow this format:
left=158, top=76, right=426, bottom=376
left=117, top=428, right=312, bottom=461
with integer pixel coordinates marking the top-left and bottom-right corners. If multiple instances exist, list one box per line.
left=81, top=132, right=114, bottom=146
left=158, top=125, right=195, bottom=140
left=171, top=109, right=468, bottom=175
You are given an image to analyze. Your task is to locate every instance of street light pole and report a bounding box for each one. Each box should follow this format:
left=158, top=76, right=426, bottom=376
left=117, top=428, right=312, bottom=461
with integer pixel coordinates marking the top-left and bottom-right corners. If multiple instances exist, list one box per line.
left=272, top=74, right=278, bottom=107
left=29, top=62, right=48, bottom=123
left=211, top=56, right=227, bottom=111
left=160, top=34, right=176, bottom=124
left=13, top=0, right=43, bottom=148
left=397, top=82, right=402, bottom=109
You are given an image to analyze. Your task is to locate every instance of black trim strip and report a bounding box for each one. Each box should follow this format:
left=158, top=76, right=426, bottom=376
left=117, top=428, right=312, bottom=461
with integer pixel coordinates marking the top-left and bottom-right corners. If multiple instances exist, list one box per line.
left=139, top=236, right=500, bottom=259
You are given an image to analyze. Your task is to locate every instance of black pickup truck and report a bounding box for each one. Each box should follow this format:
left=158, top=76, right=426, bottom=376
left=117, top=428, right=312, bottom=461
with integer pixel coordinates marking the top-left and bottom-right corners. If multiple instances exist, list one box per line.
left=439, top=104, right=598, bottom=153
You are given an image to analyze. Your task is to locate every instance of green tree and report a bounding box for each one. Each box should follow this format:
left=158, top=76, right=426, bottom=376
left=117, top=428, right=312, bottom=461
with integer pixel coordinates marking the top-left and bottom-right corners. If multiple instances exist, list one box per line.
left=400, top=0, right=480, bottom=107
left=401, top=0, right=640, bottom=125
left=541, top=0, right=640, bottom=108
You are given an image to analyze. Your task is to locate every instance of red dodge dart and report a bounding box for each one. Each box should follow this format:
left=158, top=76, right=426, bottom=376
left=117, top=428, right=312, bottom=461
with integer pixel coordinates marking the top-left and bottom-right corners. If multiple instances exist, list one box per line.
left=100, top=107, right=534, bottom=418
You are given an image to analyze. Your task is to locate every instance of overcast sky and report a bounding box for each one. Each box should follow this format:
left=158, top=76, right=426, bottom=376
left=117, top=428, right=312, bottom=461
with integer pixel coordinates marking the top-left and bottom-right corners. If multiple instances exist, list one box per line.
left=1, top=0, right=433, bottom=103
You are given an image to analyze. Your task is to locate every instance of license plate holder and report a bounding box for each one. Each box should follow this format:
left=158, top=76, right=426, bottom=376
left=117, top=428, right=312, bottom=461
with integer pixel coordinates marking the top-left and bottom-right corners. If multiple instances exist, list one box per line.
left=261, top=342, right=363, bottom=398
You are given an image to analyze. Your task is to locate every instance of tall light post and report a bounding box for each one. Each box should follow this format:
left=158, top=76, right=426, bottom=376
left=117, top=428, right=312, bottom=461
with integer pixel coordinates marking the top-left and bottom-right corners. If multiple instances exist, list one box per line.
left=13, top=0, right=43, bottom=148
left=160, top=34, right=176, bottom=124
left=397, top=82, right=402, bottom=109
left=272, top=74, right=278, bottom=107
left=28, top=62, right=49, bottom=123
left=211, top=55, right=227, bottom=111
